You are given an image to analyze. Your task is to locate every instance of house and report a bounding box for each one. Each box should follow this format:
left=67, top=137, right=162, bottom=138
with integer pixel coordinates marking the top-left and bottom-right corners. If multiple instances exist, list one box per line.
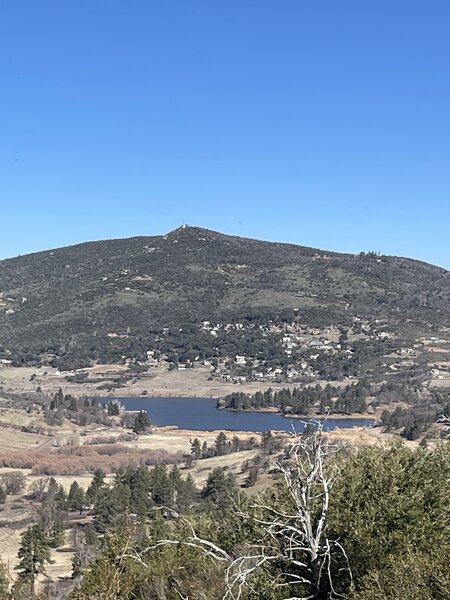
left=235, top=355, right=246, bottom=365
left=251, top=370, right=265, bottom=380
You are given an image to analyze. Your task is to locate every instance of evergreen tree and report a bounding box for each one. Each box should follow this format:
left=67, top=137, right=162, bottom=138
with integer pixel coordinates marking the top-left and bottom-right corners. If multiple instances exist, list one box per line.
left=54, top=484, right=67, bottom=510
left=149, top=464, right=173, bottom=506
left=67, top=482, right=85, bottom=514
left=133, top=411, right=150, bottom=434
left=46, top=477, right=58, bottom=500
left=86, top=468, right=106, bottom=505
left=201, top=468, right=237, bottom=507
left=37, top=495, right=65, bottom=549
left=55, top=388, right=64, bottom=407
left=190, top=438, right=201, bottom=460
left=68, top=396, right=78, bottom=412
left=214, top=432, right=228, bottom=456
left=117, top=466, right=152, bottom=517
left=15, top=524, right=53, bottom=598
left=177, top=474, right=197, bottom=512
left=84, top=525, right=97, bottom=547
left=201, top=440, right=208, bottom=458
left=93, top=484, right=131, bottom=533
left=169, top=464, right=182, bottom=488
left=261, top=430, right=277, bottom=454
left=48, top=514, right=65, bottom=548
left=107, top=401, right=120, bottom=416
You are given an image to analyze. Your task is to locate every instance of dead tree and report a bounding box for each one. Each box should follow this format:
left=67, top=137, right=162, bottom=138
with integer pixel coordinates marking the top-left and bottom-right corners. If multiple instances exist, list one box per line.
left=223, top=425, right=352, bottom=599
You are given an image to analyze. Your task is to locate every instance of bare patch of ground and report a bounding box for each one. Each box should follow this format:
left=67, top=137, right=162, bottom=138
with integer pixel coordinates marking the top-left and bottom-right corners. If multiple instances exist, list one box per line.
left=430, top=372, right=450, bottom=388
left=188, top=449, right=260, bottom=487
left=0, top=429, right=47, bottom=453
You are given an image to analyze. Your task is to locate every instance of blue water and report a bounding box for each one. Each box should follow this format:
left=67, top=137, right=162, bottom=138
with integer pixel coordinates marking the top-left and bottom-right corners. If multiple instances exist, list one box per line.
left=113, top=396, right=374, bottom=433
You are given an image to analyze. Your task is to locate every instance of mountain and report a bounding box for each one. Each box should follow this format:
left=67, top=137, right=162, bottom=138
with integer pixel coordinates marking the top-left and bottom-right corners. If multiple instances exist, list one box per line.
left=0, top=226, right=449, bottom=367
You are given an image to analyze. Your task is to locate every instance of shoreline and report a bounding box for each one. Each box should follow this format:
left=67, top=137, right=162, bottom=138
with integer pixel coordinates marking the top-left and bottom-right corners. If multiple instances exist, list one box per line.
left=217, top=405, right=377, bottom=422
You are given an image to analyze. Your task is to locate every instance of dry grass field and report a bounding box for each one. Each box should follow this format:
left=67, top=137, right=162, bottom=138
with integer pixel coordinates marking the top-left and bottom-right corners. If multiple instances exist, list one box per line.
left=0, top=364, right=349, bottom=399
left=0, top=428, right=47, bottom=453
left=0, top=417, right=277, bottom=586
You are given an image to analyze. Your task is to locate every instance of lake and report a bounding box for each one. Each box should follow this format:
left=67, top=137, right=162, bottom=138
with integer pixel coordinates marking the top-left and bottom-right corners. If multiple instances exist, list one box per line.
left=115, top=396, right=375, bottom=433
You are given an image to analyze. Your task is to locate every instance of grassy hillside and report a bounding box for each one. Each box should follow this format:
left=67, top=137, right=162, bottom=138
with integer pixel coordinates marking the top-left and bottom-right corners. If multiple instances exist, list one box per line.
left=0, top=226, right=449, bottom=366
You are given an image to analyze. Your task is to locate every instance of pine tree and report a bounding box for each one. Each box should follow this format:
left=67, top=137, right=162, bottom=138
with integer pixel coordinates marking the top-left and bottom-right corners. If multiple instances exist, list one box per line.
left=68, top=396, right=78, bottom=412
left=93, top=484, right=131, bottom=533
left=67, top=482, right=85, bottom=514
left=48, top=515, right=65, bottom=548
left=55, top=388, right=64, bottom=407
left=190, top=438, right=201, bottom=460
left=201, top=440, right=209, bottom=458
left=107, top=401, right=120, bottom=416
left=133, top=410, right=150, bottom=434
left=201, top=468, right=237, bottom=507
left=117, top=466, right=152, bottom=517
left=37, top=495, right=65, bottom=548
left=54, top=484, right=67, bottom=510
left=177, top=473, right=197, bottom=512
left=86, top=468, right=106, bottom=505
left=214, top=432, right=228, bottom=456
left=46, top=477, right=58, bottom=501
left=149, top=464, right=173, bottom=505
left=15, top=524, right=53, bottom=598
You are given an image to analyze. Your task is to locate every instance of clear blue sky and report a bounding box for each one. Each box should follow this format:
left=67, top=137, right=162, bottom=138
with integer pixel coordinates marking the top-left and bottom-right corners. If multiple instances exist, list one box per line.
left=1, top=1, right=449, bottom=268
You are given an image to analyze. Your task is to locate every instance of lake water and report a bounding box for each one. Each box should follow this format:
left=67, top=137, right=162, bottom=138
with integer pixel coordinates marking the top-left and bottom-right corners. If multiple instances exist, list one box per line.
left=115, top=396, right=375, bottom=433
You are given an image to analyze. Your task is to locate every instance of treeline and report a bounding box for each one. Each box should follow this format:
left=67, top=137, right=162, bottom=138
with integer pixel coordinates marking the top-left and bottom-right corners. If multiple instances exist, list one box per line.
left=220, top=380, right=421, bottom=417
left=43, top=389, right=150, bottom=434
left=220, top=380, right=383, bottom=415
left=381, top=389, right=450, bottom=440
left=188, top=430, right=282, bottom=465
left=44, top=389, right=119, bottom=428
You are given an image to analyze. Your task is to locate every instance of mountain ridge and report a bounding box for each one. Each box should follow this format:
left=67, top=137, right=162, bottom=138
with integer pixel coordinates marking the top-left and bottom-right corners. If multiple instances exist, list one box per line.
left=2, top=225, right=447, bottom=270
left=0, top=226, right=449, bottom=367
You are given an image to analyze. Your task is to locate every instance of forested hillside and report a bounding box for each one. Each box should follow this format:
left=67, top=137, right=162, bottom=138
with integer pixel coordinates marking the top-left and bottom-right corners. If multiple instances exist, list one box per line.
left=0, top=226, right=449, bottom=367
left=3, top=431, right=449, bottom=599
